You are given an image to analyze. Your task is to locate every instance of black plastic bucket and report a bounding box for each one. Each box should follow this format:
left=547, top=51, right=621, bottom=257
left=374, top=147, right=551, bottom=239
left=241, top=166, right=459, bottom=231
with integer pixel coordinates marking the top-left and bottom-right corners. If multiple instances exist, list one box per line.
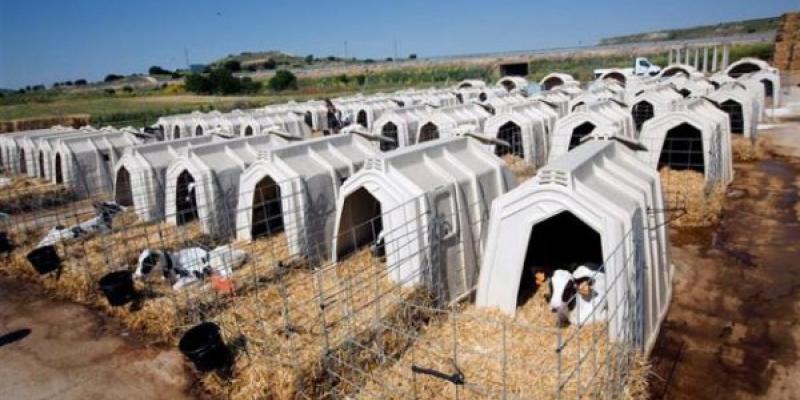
left=0, top=232, right=13, bottom=253
left=26, top=245, right=61, bottom=275
left=98, top=271, right=135, bottom=306
left=179, top=322, right=230, bottom=372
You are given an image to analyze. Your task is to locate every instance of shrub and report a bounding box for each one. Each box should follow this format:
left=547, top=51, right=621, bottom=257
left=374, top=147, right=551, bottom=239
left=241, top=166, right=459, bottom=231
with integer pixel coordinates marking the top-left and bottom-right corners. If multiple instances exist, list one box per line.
left=209, top=68, right=241, bottom=94
left=263, top=58, right=277, bottom=70
left=305, top=54, right=314, bottom=64
left=409, top=53, right=417, bottom=59
left=148, top=66, right=173, bottom=75
left=75, top=79, right=87, bottom=86
left=223, top=60, right=242, bottom=72
left=122, top=86, right=134, bottom=93
left=184, top=73, right=213, bottom=94
left=356, top=74, right=366, bottom=85
left=337, top=74, right=349, bottom=84
left=104, top=88, right=116, bottom=95
left=104, top=74, right=124, bottom=82
left=268, top=70, right=297, bottom=91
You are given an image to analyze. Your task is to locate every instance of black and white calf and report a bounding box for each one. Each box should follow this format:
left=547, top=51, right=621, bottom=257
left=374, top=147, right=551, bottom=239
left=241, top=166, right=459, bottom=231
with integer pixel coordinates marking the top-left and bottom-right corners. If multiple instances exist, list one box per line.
left=548, top=265, right=608, bottom=326
left=37, top=201, right=126, bottom=248
left=134, top=244, right=247, bottom=290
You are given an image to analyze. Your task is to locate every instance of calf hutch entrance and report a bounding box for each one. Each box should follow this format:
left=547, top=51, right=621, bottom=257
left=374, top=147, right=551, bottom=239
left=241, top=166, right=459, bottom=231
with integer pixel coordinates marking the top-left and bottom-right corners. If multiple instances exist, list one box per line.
left=114, top=167, right=134, bottom=207
left=176, top=170, right=199, bottom=225
left=418, top=122, right=439, bottom=142
left=494, top=121, right=524, bottom=158
left=19, top=149, right=26, bottom=174
left=38, top=151, right=45, bottom=178
left=632, top=101, right=654, bottom=131
left=380, top=122, right=399, bottom=152
left=720, top=99, right=744, bottom=134
left=250, top=175, right=284, bottom=239
left=54, top=153, right=63, bottom=183
left=335, top=187, right=383, bottom=259
left=570, top=121, right=596, bottom=150
left=657, top=123, right=704, bottom=173
left=518, top=210, right=603, bottom=306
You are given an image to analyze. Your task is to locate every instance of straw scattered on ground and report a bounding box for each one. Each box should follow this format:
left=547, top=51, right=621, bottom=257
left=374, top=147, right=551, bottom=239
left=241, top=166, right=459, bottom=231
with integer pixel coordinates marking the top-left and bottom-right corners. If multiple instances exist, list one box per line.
left=0, top=176, right=75, bottom=214
left=660, top=168, right=725, bottom=228
left=731, top=136, right=767, bottom=162
left=356, top=288, right=645, bottom=399
left=202, top=247, right=417, bottom=400
left=502, top=154, right=537, bottom=183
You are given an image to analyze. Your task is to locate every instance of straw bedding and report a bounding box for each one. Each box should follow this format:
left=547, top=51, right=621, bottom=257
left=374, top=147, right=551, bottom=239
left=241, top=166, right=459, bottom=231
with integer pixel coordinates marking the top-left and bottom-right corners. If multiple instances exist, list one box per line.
left=201, top=247, right=415, bottom=400
left=502, top=154, right=537, bottom=184
left=731, top=136, right=767, bottom=162
left=357, top=289, right=646, bottom=399
left=0, top=176, right=75, bottom=213
left=660, top=168, right=725, bottom=228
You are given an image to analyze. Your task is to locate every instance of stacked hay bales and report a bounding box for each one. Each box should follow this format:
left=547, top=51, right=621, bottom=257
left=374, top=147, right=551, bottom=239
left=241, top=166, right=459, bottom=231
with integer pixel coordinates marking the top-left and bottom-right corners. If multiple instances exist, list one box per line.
left=660, top=168, right=726, bottom=228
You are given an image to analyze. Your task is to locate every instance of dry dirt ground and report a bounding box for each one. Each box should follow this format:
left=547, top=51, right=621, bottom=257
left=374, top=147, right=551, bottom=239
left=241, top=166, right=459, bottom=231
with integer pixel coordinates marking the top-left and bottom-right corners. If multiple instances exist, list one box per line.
left=0, top=277, right=197, bottom=400
left=649, top=117, right=800, bottom=399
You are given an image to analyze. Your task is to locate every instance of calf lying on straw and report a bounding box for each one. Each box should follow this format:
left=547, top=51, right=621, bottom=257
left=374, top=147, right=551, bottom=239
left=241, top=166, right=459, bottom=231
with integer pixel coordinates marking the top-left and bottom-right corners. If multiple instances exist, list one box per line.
left=548, top=265, right=608, bottom=326
left=134, top=244, right=248, bottom=290
left=36, top=201, right=126, bottom=248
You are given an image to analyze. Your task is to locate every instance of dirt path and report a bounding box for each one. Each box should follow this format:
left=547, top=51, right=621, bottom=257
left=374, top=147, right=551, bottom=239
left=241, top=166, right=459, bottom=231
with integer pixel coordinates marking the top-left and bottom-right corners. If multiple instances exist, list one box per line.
left=649, top=149, right=800, bottom=399
left=0, top=278, right=197, bottom=400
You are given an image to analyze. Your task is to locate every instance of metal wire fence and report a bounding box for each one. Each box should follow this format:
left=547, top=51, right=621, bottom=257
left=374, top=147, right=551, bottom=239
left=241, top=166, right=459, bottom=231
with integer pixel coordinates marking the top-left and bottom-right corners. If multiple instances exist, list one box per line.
left=0, top=145, right=649, bottom=399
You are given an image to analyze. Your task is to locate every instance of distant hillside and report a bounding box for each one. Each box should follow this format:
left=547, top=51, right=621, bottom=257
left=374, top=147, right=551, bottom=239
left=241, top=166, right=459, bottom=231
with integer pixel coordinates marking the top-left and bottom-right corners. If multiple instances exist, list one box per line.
left=211, top=50, right=305, bottom=68
left=600, top=16, right=780, bottom=45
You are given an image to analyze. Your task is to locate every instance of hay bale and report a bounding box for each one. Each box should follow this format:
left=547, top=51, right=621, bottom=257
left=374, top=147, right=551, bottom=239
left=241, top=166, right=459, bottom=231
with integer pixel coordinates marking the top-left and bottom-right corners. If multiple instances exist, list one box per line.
left=355, top=289, right=640, bottom=399
left=731, top=136, right=767, bottom=162
left=660, top=168, right=725, bottom=228
left=501, top=155, right=536, bottom=184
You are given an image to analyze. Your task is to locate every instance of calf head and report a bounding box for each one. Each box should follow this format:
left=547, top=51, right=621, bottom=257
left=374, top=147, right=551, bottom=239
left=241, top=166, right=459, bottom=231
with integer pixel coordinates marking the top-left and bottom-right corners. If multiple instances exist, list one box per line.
left=93, top=201, right=125, bottom=225
left=548, top=269, right=577, bottom=324
left=135, top=249, right=168, bottom=279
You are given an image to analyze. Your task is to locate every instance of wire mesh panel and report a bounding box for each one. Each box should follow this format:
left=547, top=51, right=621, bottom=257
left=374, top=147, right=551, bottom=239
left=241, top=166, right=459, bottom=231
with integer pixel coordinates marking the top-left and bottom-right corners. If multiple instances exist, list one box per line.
left=494, top=121, right=524, bottom=159
left=419, top=123, right=439, bottom=143
left=632, top=101, right=655, bottom=132
left=656, top=123, right=705, bottom=173
left=720, top=100, right=744, bottom=134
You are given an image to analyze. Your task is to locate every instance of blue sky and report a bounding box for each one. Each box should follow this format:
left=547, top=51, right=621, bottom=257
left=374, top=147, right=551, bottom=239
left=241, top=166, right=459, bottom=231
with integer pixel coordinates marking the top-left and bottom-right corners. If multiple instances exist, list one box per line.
left=0, top=0, right=795, bottom=89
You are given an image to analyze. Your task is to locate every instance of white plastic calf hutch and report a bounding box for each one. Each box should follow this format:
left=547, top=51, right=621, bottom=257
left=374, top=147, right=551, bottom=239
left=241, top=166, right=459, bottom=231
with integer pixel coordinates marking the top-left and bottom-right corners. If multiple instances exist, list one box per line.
left=497, top=76, right=529, bottom=94
left=539, top=73, right=579, bottom=92
left=332, top=137, right=517, bottom=301
left=484, top=101, right=555, bottom=167
left=532, top=90, right=572, bottom=117
left=708, top=82, right=760, bottom=139
left=569, top=83, right=625, bottom=113
left=415, top=103, right=492, bottom=143
left=370, top=105, right=431, bottom=151
left=457, top=79, right=487, bottom=89
left=726, top=57, right=780, bottom=107
left=476, top=140, right=672, bottom=352
left=548, top=100, right=636, bottom=162
left=16, top=127, right=81, bottom=178
left=336, top=98, right=400, bottom=130
left=638, top=98, right=734, bottom=186
left=0, top=126, right=77, bottom=176
left=51, top=131, right=141, bottom=196
left=665, top=74, right=714, bottom=98
left=113, top=136, right=221, bottom=222
left=479, top=93, right=529, bottom=115
left=164, top=134, right=291, bottom=237
left=630, top=85, right=684, bottom=131
left=235, top=134, right=379, bottom=261
left=31, top=128, right=106, bottom=180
